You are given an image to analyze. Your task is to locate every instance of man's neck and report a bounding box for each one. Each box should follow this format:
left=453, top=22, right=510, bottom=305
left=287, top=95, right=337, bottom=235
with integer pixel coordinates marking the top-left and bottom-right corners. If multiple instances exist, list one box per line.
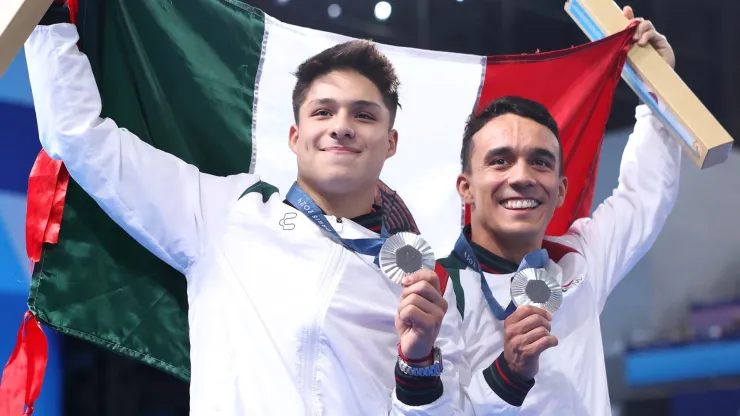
left=469, top=223, right=542, bottom=266
left=296, top=178, right=375, bottom=219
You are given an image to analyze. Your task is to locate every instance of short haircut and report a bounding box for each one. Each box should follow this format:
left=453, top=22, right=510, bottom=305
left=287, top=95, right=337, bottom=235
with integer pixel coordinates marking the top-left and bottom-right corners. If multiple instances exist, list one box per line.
left=291, top=40, right=401, bottom=126
left=460, top=96, right=562, bottom=175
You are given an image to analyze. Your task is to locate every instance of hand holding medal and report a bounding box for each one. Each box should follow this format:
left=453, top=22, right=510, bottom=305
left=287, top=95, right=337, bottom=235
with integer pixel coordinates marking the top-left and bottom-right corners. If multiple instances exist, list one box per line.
left=502, top=305, right=559, bottom=381
left=505, top=256, right=561, bottom=380
left=394, top=268, right=448, bottom=363
left=383, top=233, right=447, bottom=363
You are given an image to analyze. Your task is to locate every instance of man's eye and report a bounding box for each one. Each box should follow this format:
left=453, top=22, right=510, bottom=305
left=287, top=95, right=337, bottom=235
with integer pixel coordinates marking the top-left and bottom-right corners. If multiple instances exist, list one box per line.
left=491, top=159, right=508, bottom=165
left=313, top=110, right=331, bottom=117
left=356, top=113, right=376, bottom=120
left=534, top=159, right=552, bottom=168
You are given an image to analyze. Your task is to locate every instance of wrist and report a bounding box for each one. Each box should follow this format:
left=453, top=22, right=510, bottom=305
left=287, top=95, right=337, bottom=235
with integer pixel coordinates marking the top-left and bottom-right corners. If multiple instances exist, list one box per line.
left=482, top=352, right=535, bottom=407
left=397, top=346, right=443, bottom=377
left=411, top=358, right=433, bottom=367
left=394, top=360, right=443, bottom=406
left=397, top=343, right=434, bottom=365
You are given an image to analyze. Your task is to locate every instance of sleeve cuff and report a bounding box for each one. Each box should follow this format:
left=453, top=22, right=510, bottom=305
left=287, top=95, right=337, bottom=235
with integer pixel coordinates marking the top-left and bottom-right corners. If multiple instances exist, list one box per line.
left=394, top=360, right=443, bottom=406
left=39, top=2, right=72, bottom=26
left=482, top=352, right=535, bottom=407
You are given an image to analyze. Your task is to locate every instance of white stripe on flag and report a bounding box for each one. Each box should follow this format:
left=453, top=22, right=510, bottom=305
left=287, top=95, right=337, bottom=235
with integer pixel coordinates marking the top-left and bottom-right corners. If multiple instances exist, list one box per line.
left=253, top=15, right=485, bottom=255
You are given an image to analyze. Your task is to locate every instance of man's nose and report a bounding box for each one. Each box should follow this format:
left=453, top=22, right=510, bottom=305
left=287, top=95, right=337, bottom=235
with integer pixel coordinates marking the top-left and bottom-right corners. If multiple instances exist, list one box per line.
left=508, top=161, right=536, bottom=187
left=330, top=120, right=355, bottom=139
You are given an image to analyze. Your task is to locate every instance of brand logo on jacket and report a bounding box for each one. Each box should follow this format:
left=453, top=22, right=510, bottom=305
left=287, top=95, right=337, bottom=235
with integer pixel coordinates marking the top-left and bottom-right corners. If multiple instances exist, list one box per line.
left=279, top=212, right=297, bottom=230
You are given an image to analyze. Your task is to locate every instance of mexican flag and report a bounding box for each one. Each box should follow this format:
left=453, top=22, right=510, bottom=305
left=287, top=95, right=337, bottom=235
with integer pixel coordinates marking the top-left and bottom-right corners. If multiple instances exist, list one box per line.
left=3, top=0, right=637, bottom=410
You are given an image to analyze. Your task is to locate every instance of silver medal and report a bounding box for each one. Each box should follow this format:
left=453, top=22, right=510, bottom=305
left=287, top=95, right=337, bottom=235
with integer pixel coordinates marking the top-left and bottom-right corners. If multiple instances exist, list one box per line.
left=510, top=268, right=562, bottom=314
left=378, top=232, right=435, bottom=284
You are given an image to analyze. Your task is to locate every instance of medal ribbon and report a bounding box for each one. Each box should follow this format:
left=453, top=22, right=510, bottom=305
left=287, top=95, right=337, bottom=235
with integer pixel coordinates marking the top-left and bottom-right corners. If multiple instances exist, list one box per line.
left=286, top=182, right=389, bottom=264
left=453, top=231, right=549, bottom=320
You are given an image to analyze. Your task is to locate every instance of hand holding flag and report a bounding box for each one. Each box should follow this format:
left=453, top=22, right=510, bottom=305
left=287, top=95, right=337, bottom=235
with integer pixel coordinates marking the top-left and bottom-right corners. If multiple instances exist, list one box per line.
left=623, top=5, right=675, bottom=69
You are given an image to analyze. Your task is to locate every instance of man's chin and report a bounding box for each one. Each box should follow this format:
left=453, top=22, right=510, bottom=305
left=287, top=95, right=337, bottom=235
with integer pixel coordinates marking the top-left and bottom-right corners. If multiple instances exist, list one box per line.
left=313, top=173, right=372, bottom=193
left=494, top=222, right=544, bottom=241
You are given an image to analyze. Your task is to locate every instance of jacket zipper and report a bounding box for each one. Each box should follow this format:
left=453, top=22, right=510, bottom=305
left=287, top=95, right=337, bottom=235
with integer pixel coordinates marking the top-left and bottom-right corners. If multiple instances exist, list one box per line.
left=302, top=243, right=344, bottom=415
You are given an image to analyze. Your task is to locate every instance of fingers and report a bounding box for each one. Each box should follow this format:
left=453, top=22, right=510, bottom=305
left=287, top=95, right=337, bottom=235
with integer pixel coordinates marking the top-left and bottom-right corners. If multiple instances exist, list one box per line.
left=622, top=5, right=634, bottom=20
left=506, top=305, right=552, bottom=325
left=502, top=306, right=558, bottom=380
left=517, top=325, right=552, bottom=347
left=525, top=334, right=559, bottom=355
left=398, top=292, right=439, bottom=317
left=402, top=278, right=445, bottom=306
left=504, top=305, right=555, bottom=353
left=508, top=312, right=552, bottom=336
left=623, top=5, right=648, bottom=35
left=398, top=303, right=437, bottom=330
left=403, top=268, right=440, bottom=293
left=634, top=20, right=656, bottom=44
left=624, top=9, right=665, bottom=48
left=398, top=269, right=448, bottom=325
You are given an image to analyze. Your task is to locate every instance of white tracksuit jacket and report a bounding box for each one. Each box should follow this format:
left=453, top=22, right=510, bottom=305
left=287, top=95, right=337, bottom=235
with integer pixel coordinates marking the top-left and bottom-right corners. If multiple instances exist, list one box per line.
left=25, top=23, right=510, bottom=415
left=441, top=104, right=682, bottom=415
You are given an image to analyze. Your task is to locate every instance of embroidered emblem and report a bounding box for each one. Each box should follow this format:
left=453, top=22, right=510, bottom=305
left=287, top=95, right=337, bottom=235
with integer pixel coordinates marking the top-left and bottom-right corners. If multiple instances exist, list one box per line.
left=561, top=277, right=584, bottom=293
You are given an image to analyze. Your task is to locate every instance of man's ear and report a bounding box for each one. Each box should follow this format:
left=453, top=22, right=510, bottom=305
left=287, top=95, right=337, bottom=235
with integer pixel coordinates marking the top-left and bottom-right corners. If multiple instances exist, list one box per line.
left=289, top=124, right=299, bottom=155
left=456, top=173, right=474, bottom=205
left=555, top=175, right=568, bottom=207
left=386, top=129, right=398, bottom=159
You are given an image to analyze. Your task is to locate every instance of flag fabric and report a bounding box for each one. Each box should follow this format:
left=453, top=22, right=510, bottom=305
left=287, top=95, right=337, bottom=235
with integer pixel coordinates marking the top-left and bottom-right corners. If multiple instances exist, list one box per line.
left=16, top=0, right=635, bottom=385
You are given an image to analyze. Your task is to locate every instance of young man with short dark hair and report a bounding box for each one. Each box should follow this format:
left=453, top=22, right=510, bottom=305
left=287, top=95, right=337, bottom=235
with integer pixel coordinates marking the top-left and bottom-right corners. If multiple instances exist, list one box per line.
left=24, top=8, right=487, bottom=414
left=440, top=8, right=682, bottom=415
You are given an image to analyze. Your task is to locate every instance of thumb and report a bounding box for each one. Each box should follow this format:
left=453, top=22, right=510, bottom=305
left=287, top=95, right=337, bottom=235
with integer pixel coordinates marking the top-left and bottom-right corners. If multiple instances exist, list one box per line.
left=622, top=5, right=634, bottom=20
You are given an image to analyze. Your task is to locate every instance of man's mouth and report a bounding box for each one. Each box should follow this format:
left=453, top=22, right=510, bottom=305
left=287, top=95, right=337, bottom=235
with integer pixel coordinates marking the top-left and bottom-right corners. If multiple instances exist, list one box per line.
left=322, top=146, right=360, bottom=154
left=500, top=198, right=541, bottom=210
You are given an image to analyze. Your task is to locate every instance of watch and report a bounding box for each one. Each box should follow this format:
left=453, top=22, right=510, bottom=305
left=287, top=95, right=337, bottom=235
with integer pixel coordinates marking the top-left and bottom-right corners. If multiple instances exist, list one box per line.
left=397, top=346, right=443, bottom=377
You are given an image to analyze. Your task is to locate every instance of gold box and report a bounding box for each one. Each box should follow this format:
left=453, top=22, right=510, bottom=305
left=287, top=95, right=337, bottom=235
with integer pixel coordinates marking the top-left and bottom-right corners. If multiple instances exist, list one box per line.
left=565, top=0, right=734, bottom=169
left=0, top=0, right=54, bottom=79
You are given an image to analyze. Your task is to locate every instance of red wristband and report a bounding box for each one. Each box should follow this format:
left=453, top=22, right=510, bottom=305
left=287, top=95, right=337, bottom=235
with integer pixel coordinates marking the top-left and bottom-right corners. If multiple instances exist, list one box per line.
left=397, top=343, right=434, bottom=364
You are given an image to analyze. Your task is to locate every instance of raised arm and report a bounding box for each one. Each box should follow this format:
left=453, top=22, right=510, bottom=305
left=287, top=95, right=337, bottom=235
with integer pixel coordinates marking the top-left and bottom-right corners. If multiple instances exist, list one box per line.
left=25, top=22, right=258, bottom=276
left=558, top=14, right=681, bottom=311
left=563, top=102, right=681, bottom=310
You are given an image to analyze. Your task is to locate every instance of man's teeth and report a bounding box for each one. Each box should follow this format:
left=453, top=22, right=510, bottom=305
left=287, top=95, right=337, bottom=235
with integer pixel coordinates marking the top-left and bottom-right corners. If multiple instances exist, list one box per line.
left=502, top=199, right=540, bottom=209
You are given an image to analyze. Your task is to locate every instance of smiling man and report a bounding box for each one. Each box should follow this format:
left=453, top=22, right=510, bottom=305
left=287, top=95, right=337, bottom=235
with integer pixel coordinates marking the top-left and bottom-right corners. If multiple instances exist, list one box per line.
left=23, top=9, right=482, bottom=414
left=438, top=7, right=683, bottom=416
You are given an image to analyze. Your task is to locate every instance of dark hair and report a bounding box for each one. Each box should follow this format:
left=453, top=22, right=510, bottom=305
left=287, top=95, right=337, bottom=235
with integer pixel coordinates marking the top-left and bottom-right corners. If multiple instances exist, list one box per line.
left=291, top=40, right=400, bottom=126
left=460, top=96, right=562, bottom=175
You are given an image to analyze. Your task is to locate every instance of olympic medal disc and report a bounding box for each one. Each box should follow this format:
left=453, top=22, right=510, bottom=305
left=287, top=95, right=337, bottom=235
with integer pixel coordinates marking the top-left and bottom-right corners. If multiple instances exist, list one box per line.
left=510, top=268, right=562, bottom=314
left=379, top=232, right=435, bottom=285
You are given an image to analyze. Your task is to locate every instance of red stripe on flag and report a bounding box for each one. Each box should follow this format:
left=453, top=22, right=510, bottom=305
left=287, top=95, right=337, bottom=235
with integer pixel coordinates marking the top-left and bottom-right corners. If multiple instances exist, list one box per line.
left=0, top=312, right=49, bottom=416
left=26, top=151, right=69, bottom=263
left=464, top=24, right=637, bottom=236
left=67, top=0, right=79, bottom=24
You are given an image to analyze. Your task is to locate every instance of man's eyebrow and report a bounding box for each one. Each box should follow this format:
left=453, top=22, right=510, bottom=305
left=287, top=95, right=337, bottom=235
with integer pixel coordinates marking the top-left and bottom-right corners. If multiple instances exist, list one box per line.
left=530, top=147, right=557, bottom=161
left=483, top=146, right=515, bottom=162
left=306, top=98, right=382, bottom=110
left=352, top=100, right=383, bottom=110
left=306, top=97, right=338, bottom=106
left=482, top=146, right=557, bottom=162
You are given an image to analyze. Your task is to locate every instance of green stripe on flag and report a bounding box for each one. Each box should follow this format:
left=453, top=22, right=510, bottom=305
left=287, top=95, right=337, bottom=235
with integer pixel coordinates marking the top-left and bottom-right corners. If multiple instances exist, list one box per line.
left=29, top=0, right=267, bottom=381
